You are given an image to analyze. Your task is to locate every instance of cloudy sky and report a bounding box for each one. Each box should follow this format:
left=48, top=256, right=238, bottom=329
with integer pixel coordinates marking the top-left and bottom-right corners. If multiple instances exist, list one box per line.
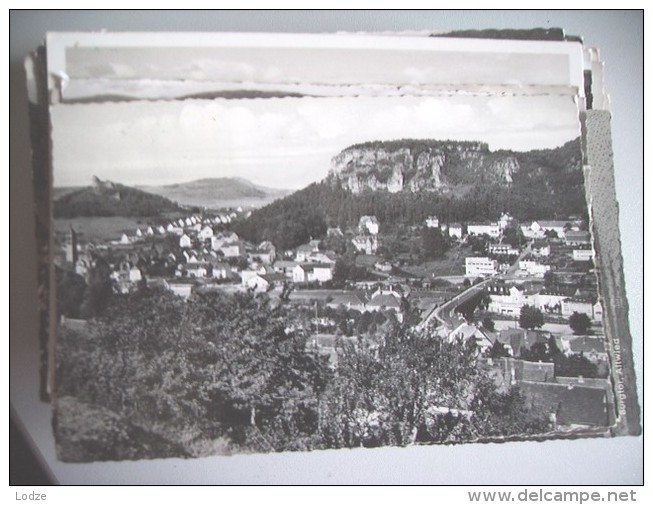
left=65, top=45, right=572, bottom=87
left=51, top=94, right=581, bottom=189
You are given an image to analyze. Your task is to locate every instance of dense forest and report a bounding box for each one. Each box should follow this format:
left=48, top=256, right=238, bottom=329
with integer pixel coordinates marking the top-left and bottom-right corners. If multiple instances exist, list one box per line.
left=235, top=138, right=586, bottom=250
left=55, top=287, right=549, bottom=461
left=54, top=180, right=183, bottom=218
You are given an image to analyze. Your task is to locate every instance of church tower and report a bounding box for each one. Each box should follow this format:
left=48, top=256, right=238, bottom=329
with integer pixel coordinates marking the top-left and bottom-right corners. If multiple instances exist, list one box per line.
left=64, top=226, right=78, bottom=264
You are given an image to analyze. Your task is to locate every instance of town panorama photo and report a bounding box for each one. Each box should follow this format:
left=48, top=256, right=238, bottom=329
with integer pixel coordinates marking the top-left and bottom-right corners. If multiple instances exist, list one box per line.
left=48, top=88, right=619, bottom=462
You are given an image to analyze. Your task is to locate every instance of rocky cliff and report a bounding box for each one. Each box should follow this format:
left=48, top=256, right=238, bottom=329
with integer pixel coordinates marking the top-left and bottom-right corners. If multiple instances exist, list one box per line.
left=329, top=139, right=520, bottom=193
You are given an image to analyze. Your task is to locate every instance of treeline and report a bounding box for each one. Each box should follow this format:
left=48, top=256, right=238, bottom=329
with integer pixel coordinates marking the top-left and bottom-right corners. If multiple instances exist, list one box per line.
left=55, top=288, right=548, bottom=461
left=235, top=174, right=587, bottom=252
left=54, top=183, right=182, bottom=218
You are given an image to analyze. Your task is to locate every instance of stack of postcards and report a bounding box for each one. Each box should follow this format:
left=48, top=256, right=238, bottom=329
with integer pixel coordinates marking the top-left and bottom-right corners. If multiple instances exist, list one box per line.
left=26, top=30, right=640, bottom=467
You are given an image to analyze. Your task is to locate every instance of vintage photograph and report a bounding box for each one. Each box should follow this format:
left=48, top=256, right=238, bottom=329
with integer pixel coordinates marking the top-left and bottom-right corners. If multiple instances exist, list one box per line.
left=20, top=30, right=635, bottom=466
left=49, top=89, right=620, bottom=461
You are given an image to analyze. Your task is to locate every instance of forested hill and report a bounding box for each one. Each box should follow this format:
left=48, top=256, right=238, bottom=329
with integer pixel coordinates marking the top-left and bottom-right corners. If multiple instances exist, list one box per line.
left=234, top=138, right=586, bottom=251
left=54, top=177, right=183, bottom=218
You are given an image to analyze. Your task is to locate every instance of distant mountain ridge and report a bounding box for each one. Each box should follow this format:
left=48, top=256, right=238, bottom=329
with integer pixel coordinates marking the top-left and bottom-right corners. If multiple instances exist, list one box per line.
left=137, top=177, right=292, bottom=209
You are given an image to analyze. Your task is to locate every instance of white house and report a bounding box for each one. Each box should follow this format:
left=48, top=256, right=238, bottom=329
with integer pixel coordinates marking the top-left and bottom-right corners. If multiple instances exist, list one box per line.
left=273, top=260, right=300, bottom=279
left=518, top=258, right=551, bottom=278
left=487, top=282, right=568, bottom=316
left=528, top=220, right=568, bottom=238
left=375, top=261, right=393, bottom=273
left=498, top=213, right=516, bottom=230
left=487, top=284, right=539, bottom=316
left=359, top=215, right=380, bottom=235
left=531, top=240, right=551, bottom=257
left=168, top=283, right=193, bottom=299
left=448, top=223, right=463, bottom=239
left=295, top=243, right=318, bottom=262
left=252, top=241, right=276, bottom=264
left=212, top=262, right=231, bottom=280
left=128, top=267, right=142, bottom=282
left=184, top=263, right=209, bottom=278
left=220, top=241, right=245, bottom=258
left=425, top=216, right=440, bottom=228
left=179, top=234, right=192, bottom=248
left=157, top=225, right=166, bottom=235
left=240, top=269, right=261, bottom=286
left=327, top=227, right=343, bottom=237
left=573, top=248, right=594, bottom=262
left=467, top=222, right=500, bottom=238
left=561, top=296, right=602, bottom=321
left=465, top=257, right=498, bottom=277
left=308, top=251, right=337, bottom=265
left=488, top=243, right=520, bottom=256
left=352, top=235, right=378, bottom=255
left=293, top=264, right=333, bottom=283
left=246, top=274, right=271, bottom=291
left=199, top=226, right=214, bottom=240
left=449, top=322, right=493, bottom=351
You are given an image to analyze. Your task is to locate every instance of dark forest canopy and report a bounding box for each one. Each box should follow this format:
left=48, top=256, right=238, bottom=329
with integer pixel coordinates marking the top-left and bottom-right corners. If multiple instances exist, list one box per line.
left=340, top=138, right=490, bottom=154
left=235, top=137, right=587, bottom=250
left=55, top=288, right=548, bottom=460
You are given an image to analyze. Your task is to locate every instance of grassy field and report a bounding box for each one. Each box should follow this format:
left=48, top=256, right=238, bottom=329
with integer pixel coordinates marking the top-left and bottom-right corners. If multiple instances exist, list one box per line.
left=397, top=246, right=467, bottom=278
left=55, top=217, right=157, bottom=242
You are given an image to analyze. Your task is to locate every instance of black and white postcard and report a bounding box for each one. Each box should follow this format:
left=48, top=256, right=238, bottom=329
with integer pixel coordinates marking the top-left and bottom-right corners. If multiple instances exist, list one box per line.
left=29, top=31, right=640, bottom=462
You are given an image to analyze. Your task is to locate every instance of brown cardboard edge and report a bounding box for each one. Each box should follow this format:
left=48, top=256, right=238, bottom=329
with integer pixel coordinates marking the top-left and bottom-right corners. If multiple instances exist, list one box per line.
left=26, top=45, right=53, bottom=403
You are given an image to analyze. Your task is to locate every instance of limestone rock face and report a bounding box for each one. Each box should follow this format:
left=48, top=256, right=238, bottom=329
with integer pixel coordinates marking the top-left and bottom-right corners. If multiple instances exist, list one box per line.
left=328, top=140, right=517, bottom=194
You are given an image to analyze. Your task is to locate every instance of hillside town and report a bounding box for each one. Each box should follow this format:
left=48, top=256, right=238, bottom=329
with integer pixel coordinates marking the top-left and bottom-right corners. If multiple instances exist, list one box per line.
left=56, top=205, right=612, bottom=433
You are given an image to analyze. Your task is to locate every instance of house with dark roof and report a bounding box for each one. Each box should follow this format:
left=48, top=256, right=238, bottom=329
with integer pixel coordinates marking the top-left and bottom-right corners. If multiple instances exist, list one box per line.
left=567, top=336, right=608, bottom=363
left=273, top=260, right=299, bottom=279
left=531, top=240, right=551, bottom=257
left=366, top=292, right=403, bottom=322
left=245, top=273, right=285, bottom=292
left=495, top=358, right=556, bottom=385
left=327, top=292, right=368, bottom=312
left=295, top=243, right=319, bottom=262
left=517, top=381, right=610, bottom=428
left=449, top=322, right=494, bottom=351
left=564, top=230, right=592, bottom=246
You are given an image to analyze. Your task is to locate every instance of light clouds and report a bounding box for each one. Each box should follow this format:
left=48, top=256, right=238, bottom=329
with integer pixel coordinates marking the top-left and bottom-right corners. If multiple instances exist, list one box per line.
left=51, top=94, right=580, bottom=189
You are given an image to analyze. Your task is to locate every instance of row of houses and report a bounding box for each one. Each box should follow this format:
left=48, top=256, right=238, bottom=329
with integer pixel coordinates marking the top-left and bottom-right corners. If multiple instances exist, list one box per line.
left=446, top=323, right=612, bottom=429
left=450, top=322, right=607, bottom=362
left=326, top=285, right=405, bottom=322
left=116, top=212, right=238, bottom=245
left=425, top=213, right=589, bottom=242
left=486, top=280, right=603, bottom=321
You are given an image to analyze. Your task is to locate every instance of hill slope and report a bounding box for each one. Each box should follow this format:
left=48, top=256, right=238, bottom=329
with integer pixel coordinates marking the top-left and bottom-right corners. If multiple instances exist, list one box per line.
left=54, top=177, right=183, bottom=218
left=234, top=138, right=586, bottom=250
